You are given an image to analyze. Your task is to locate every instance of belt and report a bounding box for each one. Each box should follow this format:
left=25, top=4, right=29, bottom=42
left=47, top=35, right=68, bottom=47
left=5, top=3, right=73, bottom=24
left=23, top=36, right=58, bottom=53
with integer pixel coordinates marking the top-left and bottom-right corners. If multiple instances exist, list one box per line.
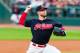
left=32, top=43, right=46, bottom=48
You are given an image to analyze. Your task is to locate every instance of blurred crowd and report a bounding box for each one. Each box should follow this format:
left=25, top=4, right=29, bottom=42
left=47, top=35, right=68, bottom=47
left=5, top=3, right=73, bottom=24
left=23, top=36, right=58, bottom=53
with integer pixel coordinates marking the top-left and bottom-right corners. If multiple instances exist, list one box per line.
left=11, top=0, right=80, bottom=18
left=11, top=0, right=80, bottom=6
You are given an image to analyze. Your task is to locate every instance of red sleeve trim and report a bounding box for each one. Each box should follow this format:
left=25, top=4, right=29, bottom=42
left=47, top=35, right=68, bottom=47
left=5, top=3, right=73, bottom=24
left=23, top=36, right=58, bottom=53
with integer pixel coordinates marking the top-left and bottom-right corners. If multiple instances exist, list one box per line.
left=19, top=12, right=27, bottom=25
left=59, top=27, right=65, bottom=31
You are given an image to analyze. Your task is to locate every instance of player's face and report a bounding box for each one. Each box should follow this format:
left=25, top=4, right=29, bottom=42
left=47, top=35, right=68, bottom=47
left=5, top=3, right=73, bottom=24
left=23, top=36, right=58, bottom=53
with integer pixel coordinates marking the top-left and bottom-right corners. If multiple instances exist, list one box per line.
left=38, top=10, right=47, bottom=17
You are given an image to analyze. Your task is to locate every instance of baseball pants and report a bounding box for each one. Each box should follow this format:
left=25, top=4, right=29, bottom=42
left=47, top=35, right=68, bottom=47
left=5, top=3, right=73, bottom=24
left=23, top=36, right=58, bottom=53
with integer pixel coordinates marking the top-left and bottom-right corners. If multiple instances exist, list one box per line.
left=26, top=42, right=61, bottom=53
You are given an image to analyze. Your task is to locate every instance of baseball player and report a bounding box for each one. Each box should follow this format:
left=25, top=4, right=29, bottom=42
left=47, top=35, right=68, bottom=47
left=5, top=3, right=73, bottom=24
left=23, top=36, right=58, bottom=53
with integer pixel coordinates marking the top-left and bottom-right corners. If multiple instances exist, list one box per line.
left=19, top=5, right=66, bottom=53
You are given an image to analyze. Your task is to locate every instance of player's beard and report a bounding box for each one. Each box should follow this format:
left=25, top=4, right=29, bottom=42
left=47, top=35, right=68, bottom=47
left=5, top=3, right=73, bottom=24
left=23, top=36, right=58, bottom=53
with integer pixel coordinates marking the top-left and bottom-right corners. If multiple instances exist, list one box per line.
left=40, top=15, right=47, bottom=18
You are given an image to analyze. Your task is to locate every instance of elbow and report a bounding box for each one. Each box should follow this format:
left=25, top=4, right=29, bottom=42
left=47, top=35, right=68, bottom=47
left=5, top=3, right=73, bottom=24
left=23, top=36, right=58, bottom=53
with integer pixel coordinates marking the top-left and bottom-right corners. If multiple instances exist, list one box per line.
left=18, top=21, right=24, bottom=25
left=18, top=17, right=24, bottom=25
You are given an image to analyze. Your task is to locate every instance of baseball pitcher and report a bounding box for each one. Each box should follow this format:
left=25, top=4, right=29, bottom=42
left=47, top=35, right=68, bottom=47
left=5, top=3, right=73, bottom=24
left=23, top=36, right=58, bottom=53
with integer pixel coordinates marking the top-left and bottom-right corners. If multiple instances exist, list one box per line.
left=19, top=4, right=66, bottom=53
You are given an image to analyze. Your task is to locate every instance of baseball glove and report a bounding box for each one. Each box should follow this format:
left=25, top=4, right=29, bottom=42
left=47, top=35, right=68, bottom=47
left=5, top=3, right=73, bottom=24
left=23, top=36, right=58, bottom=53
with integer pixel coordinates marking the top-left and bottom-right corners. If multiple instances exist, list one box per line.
left=53, top=27, right=66, bottom=36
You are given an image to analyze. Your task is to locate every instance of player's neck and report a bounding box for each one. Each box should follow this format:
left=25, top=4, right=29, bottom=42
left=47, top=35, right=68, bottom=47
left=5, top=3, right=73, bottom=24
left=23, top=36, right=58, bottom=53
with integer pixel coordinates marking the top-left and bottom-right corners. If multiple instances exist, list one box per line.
left=38, top=15, right=46, bottom=21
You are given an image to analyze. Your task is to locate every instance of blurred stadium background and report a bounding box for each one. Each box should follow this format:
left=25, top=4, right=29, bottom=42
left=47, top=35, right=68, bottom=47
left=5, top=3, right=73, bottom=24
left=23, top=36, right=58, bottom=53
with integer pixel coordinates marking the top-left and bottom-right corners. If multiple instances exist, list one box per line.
left=0, top=0, right=80, bottom=25
left=0, top=0, right=80, bottom=53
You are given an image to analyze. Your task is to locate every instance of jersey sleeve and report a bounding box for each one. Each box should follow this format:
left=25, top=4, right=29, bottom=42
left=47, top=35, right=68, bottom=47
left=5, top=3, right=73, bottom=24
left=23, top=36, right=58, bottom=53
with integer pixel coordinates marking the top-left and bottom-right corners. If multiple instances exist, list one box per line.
left=19, top=12, right=32, bottom=27
left=54, top=22, right=62, bottom=28
left=19, top=12, right=27, bottom=25
left=53, top=20, right=65, bottom=31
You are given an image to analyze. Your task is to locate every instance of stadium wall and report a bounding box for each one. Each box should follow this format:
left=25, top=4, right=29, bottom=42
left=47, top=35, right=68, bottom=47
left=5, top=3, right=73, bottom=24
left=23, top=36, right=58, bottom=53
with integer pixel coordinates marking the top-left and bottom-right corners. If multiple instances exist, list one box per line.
left=0, top=3, right=11, bottom=23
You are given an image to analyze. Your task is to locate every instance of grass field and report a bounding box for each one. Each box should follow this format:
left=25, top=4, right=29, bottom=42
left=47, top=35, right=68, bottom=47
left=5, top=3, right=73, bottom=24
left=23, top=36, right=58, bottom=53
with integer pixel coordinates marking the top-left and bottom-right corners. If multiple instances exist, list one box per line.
left=0, top=28, right=80, bottom=40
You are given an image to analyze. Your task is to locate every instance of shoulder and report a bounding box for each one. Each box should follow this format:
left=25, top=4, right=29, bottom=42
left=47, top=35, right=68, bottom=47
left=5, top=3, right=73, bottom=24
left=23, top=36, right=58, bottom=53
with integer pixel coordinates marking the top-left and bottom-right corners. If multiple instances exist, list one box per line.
left=46, top=18, right=62, bottom=24
left=31, top=19, right=39, bottom=21
left=30, top=19, right=39, bottom=23
left=46, top=18, right=53, bottom=21
left=46, top=18, right=57, bottom=22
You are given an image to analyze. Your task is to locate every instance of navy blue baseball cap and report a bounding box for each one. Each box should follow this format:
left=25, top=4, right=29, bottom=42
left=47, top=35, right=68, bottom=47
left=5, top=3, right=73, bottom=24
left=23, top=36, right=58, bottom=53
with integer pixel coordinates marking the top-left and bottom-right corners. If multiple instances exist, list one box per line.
left=36, top=6, right=47, bottom=11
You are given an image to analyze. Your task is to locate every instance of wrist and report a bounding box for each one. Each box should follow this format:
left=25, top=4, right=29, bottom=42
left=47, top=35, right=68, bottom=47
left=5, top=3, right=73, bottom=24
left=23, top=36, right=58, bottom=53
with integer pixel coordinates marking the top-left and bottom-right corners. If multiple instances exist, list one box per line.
left=24, top=9, right=29, bottom=13
left=24, top=5, right=32, bottom=13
